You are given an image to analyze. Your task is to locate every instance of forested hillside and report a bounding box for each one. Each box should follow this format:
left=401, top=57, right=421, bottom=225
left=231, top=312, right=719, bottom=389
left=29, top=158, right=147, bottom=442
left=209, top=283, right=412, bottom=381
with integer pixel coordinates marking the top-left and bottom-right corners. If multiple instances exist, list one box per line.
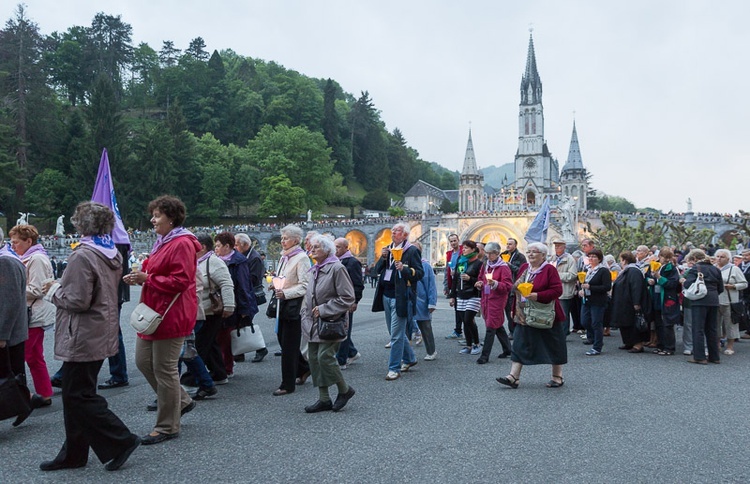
left=0, top=6, right=457, bottom=229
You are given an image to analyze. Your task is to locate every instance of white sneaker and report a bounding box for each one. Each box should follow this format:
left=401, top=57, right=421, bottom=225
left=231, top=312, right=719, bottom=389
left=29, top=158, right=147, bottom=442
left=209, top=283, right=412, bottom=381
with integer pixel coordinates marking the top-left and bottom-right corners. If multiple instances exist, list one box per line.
left=424, top=352, right=437, bottom=361
left=385, top=341, right=392, bottom=348
left=683, top=350, right=692, bottom=355
left=470, top=345, right=481, bottom=355
left=385, top=371, right=400, bottom=381
left=346, top=352, right=361, bottom=365
left=339, top=364, right=347, bottom=370
left=459, top=347, right=471, bottom=355
left=414, top=335, right=423, bottom=346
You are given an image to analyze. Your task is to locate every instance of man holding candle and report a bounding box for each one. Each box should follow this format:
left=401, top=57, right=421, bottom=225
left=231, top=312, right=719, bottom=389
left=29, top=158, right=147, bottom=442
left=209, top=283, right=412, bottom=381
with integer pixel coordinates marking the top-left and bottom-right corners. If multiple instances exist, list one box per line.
left=372, top=222, right=424, bottom=381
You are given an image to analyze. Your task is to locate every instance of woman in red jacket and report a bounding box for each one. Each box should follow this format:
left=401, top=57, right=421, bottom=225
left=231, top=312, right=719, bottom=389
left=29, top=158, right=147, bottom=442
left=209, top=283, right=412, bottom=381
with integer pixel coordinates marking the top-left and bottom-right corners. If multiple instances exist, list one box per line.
left=475, top=242, right=513, bottom=363
left=125, top=196, right=201, bottom=445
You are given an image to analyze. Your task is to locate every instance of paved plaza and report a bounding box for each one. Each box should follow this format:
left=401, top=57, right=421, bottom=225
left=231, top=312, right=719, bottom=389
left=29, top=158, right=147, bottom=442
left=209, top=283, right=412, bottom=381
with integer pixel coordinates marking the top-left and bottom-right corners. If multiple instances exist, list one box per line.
left=2, top=277, right=750, bottom=483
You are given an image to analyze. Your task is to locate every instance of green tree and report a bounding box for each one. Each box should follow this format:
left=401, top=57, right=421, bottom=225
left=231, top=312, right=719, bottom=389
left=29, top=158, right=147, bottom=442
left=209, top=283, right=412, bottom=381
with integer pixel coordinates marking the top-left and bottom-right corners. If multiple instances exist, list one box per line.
left=26, top=168, right=75, bottom=216
left=361, top=189, right=390, bottom=211
left=158, top=40, right=180, bottom=67
left=88, top=13, right=133, bottom=94
left=350, top=91, right=388, bottom=190
left=258, top=174, right=304, bottom=219
left=46, top=25, right=92, bottom=106
left=197, top=162, right=230, bottom=218
left=87, top=74, right=126, bottom=165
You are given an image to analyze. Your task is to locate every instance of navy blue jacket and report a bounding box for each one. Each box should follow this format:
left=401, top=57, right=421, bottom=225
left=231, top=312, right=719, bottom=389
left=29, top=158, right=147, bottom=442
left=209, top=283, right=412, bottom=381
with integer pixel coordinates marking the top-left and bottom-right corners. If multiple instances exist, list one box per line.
left=224, top=251, right=259, bottom=327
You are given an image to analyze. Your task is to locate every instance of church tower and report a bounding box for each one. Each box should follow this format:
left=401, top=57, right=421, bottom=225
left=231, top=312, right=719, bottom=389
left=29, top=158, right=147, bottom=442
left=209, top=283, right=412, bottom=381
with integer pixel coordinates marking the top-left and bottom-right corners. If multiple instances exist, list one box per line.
left=513, top=33, right=559, bottom=207
left=560, top=120, right=588, bottom=210
left=459, top=129, right=484, bottom=212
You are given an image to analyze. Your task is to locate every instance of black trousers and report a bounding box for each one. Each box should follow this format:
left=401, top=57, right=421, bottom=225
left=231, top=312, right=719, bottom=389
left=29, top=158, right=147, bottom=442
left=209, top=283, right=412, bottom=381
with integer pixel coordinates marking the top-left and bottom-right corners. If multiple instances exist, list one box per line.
left=481, top=326, right=511, bottom=359
left=453, top=304, right=463, bottom=334
left=0, top=341, right=25, bottom=381
left=277, top=316, right=309, bottom=392
left=54, top=360, right=136, bottom=465
left=196, top=314, right=226, bottom=381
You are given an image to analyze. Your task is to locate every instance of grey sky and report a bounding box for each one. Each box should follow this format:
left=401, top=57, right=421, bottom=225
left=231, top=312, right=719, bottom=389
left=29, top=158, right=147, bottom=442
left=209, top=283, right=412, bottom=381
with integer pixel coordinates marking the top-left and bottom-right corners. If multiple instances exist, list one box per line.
left=14, top=0, right=750, bottom=214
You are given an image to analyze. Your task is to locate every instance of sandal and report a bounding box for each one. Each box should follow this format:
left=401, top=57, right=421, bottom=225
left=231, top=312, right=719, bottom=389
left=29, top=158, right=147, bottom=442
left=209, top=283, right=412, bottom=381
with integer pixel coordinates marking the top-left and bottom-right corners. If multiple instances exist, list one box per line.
left=496, top=374, right=520, bottom=389
left=545, top=376, right=564, bottom=388
left=628, top=347, right=644, bottom=353
left=657, top=350, right=673, bottom=356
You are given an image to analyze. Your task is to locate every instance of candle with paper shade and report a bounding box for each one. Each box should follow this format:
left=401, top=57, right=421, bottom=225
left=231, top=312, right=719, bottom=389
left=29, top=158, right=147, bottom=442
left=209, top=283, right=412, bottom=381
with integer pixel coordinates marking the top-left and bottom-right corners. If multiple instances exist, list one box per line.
left=610, top=270, right=618, bottom=280
left=265, top=273, right=273, bottom=284
left=390, top=247, right=403, bottom=262
left=501, top=253, right=510, bottom=263
left=649, top=260, right=661, bottom=272
left=518, top=282, right=534, bottom=297
left=577, top=272, right=586, bottom=284
left=485, top=273, right=494, bottom=283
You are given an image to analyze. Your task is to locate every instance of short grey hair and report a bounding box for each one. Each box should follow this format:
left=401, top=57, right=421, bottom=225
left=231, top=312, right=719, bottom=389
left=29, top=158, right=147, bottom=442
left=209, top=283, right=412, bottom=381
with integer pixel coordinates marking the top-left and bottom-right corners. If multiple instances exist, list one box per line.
left=715, top=249, right=732, bottom=261
left=603, top=254, right=616, bottom=266
left=485, top=242, right=501, bottom=254
left=235, top=233, right=252, bottom=248
left=310, top=234, right=335, bottom=257
left=527, top=242, right=548, bottom=256
left=280, top=225, right=303, bottom=244
left=392, top=222, right=410, bottom=235
left=572, top=250, right=584, bottom=259
left=686, top=248, right=707, bottom=263
left=71, top=201, right=115, bottom=236
left=0, top=227, right=4, bottom=240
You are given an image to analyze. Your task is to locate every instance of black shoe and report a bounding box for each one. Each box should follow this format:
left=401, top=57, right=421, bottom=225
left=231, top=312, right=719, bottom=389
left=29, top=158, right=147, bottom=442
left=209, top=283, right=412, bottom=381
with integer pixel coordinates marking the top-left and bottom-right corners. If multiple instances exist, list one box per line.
left=50, top=377, right=62, bottom=388
left=274, top=350, right=282, bottom=357
left=30, top=394, right=52, bottom=409
left=191, top=386, right=218, bottom=400
left=233, top=354, right=246, bottom=362
left=141, top=432, right=179, bottom=445
left=146, top=399, right=157, bottom=411
left=180, top=400, right=196, bottom=416
left=497, top=352, right=511, bottom=359
left=476, top=357, right=489, bottom=364
left=583, top=339, right=594, bottom=345
left=98, top=379, right=129, bottom=390
left=180, top=373, right=198, bottom=387
left=105, top=436, right=141, bottom=471
left=40, top=460, right=87, bottom=471
left=252, top=347, right=269, bottom=363
left=12, top=407, right=32, bottom=427
left=304, top=400, right=333, bottom=413
left=332, top=387, right=356, bottom=412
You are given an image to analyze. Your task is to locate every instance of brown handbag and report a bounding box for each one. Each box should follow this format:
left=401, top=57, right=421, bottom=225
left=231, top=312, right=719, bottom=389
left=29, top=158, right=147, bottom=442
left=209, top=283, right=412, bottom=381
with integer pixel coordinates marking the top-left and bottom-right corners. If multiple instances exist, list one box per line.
left=206, top=257, right=224, bottom=314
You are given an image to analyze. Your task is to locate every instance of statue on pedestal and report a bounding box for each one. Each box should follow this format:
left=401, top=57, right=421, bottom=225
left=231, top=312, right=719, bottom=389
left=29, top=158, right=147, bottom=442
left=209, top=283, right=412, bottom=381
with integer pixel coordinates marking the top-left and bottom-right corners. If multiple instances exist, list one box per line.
left=558, top=196, right=576, bottom=242
left=307, top=209, right=312, bottom=222
left=686, top=197, right=693, bottom=212
left=56, top=215, right=65, bottom=236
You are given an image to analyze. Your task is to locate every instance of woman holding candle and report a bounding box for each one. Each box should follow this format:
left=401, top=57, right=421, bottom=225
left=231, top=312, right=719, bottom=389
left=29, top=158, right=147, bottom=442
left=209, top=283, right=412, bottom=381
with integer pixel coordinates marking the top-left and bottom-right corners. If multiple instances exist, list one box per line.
left=579, top=249, right=611, bottom=356
left=475, top=242, right=513, bottom=363
left=496, top=242, right=567, bottom=388
left=449, top=240, right=483, bottom=355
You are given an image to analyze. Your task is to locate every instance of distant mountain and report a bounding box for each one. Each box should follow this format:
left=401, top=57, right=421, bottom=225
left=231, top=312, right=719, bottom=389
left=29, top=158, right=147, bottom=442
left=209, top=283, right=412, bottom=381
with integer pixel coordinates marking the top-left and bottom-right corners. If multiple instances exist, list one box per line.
left=480, top=163, right=515, bottom=189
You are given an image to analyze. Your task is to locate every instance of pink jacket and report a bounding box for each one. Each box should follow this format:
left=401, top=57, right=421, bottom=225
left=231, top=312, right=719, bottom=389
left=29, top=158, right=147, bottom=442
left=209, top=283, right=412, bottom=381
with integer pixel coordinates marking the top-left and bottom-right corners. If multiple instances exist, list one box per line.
left=480, top=263, right=513, bottom=329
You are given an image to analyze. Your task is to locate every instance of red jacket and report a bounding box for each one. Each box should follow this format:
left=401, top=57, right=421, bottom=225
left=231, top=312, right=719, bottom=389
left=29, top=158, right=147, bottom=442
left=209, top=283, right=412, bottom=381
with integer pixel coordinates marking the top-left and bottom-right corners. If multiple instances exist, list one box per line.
left=138, top=234, right=200, bottom=340
left=515, top=262, right=566, bottom=323
left=480, top=263, right=513, bottom=329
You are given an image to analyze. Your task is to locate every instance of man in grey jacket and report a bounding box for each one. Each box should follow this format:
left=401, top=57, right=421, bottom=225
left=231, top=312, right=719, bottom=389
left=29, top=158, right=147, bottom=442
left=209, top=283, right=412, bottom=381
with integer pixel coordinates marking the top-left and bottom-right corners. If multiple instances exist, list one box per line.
left=552, top=238, right=578, bottom=335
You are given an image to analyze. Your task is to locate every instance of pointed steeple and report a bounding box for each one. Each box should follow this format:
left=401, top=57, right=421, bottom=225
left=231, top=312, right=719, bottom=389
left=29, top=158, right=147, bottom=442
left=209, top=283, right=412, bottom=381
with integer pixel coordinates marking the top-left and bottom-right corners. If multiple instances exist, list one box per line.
left=461, top=129, right=479, bottom=175
left=520, top=33, right=542, bottom=105
left=562, top=120, right=584, bottom=171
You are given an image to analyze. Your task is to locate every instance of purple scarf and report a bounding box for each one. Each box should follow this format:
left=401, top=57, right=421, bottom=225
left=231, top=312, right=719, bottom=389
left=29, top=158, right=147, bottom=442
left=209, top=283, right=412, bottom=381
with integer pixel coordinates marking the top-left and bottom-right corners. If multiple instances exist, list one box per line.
left=151, top=227, right=193, bottom=256
left=486, top=258, right=508, bottom=269
left=338, top=250, right=354, bottom=260
left=280, top=246, right=304, bottom=266
left=197, top=252, right=212, bottom=264
left=524, top=261, right=550, bottom=282
left=79, top=234, right=118, bottom=259
left=388, top=240, right=412, bottom=266
left=311, top=254, right=339, bottom=277
left=0, top=243, right=20, bottom=260
left=20, top=243, right=48, bottom=262
left=218, top=250, right=235, bottom=262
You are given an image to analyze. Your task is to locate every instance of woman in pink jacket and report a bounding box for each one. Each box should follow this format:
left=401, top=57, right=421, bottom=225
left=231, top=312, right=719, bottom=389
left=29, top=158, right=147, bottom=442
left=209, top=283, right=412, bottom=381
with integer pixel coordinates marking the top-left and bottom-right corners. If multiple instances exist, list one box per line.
left=125, top=196, right=200, bottom=445
left=475, top=242, right=513, bottom=364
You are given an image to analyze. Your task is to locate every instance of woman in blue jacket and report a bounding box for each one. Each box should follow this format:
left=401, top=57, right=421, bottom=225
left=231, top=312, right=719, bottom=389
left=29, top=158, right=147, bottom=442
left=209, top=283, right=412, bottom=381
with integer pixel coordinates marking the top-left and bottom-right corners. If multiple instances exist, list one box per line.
left=413, top=242, right=437, bottom=360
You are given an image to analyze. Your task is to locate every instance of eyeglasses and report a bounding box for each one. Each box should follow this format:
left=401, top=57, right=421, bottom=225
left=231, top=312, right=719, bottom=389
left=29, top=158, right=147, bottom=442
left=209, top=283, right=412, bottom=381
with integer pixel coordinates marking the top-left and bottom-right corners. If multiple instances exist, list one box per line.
left=527, top=251, right=542, bottom=255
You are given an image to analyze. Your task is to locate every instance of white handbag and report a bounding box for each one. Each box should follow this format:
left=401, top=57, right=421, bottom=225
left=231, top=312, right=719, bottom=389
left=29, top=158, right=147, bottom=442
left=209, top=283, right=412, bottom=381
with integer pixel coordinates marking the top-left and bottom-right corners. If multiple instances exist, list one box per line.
left=682, top=271, right=707, bottom=301
left=129, top=293, right=180, bottom=335
left=231, top=322, right=266, bottom=355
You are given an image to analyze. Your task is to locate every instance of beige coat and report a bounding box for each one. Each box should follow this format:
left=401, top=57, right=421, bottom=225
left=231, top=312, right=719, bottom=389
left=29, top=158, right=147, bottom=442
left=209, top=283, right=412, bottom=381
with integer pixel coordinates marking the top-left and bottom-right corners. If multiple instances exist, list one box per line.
left=279, top=250, right=311, bottom=300
left=301, top=261, right=355, bottom=343
left=23, top=252, right=56, bottom=328
left=554, top=252, right=579, bottom=300
left=47, top=245, right=123, bottom=362
left=198, top=253, right=235, bottom=316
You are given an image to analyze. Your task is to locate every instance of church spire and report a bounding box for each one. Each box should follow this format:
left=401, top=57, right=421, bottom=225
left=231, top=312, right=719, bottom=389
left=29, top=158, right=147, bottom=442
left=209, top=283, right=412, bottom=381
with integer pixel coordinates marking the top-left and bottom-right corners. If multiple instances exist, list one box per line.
left=461, top=128, right=479, bottom=175
left=520, top=33, right=542, bottom=105
left=562, top=120, right=584, bottom=170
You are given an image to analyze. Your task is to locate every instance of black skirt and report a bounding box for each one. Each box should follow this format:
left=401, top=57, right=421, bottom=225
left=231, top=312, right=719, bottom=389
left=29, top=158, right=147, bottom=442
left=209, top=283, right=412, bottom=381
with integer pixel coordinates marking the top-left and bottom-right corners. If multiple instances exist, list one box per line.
left=511, top=321, right=568, bottom=365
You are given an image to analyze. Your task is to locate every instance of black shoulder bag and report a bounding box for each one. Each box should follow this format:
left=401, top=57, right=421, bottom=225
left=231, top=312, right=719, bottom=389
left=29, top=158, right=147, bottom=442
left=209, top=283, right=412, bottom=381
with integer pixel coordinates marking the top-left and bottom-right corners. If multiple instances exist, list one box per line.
left=312, top=271, right=347, bottom=341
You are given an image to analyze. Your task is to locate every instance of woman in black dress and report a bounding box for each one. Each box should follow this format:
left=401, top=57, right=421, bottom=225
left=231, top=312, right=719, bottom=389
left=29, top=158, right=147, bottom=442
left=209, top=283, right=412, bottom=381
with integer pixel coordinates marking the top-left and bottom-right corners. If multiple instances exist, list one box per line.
left=611, top=251, right=647, bottom=353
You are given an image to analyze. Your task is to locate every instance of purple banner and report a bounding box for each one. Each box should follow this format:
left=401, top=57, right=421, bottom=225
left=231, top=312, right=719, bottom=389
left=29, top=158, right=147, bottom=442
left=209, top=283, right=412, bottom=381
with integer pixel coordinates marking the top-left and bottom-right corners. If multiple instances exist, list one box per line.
left=91, top=148, right=131, bottom=248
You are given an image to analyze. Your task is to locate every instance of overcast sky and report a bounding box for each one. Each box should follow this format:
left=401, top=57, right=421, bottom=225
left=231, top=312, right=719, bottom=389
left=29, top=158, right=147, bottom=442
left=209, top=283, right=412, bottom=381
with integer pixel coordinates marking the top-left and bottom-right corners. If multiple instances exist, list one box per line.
left=12, top=0, right=750, bottom=214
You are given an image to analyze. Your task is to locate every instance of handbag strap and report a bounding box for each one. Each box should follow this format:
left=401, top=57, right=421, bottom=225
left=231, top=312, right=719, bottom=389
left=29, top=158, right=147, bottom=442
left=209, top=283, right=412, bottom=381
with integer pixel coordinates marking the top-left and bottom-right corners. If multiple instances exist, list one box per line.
left=163, top=292, right=181, bottom=317
left=206, top=256, right=215, bottom=292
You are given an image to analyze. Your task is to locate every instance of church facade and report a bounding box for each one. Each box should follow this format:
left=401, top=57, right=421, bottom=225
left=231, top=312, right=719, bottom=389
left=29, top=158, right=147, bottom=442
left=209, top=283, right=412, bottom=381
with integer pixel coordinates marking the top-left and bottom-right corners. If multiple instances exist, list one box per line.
left=457, top=33, right=588, bottom=212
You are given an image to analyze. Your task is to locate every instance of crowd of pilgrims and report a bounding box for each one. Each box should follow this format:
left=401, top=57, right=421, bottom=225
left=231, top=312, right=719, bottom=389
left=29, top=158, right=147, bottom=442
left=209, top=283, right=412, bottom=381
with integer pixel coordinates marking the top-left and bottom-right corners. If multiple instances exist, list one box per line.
left=3, top=200, right=750, bottom=471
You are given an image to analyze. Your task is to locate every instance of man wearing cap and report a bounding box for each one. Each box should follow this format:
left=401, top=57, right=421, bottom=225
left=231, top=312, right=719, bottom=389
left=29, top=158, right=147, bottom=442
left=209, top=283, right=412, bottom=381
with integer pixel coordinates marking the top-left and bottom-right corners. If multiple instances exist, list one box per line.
left=740, top=249, right=750, bottom=339
left=443, top=234, right=463, bottom=339
left=552, top=238, right=578, bottom=335
left=501, top=238, right=526, bottom=333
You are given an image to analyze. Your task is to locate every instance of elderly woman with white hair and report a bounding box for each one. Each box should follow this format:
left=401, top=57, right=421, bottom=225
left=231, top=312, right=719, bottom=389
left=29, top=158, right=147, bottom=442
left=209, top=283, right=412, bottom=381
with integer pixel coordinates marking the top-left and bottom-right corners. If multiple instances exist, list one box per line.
left=300, top=234, right=356, bottom=412
left=496, top=242, right=567, bottom=389
left=271, top=225, right=311, bottom=396
left=714, top=248, right=747, bottom=355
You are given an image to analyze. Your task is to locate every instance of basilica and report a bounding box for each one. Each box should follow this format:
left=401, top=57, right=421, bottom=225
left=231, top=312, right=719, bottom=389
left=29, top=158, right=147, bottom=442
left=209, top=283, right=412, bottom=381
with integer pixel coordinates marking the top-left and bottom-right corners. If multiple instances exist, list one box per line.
left=405, top=33, right=589, bottom=215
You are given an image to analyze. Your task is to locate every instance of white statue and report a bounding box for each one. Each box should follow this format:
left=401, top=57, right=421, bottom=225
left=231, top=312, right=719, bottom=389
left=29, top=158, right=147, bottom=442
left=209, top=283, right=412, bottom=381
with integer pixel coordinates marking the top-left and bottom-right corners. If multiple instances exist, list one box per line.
left=307, top=209, right=312, bottom=222
left=16, top=212, right=28, bottom=226
left=56, top=215, right=65, bottom=236
left=687, top=197, right=693, bottom=212
left=558, top=196, right=576, bottom=242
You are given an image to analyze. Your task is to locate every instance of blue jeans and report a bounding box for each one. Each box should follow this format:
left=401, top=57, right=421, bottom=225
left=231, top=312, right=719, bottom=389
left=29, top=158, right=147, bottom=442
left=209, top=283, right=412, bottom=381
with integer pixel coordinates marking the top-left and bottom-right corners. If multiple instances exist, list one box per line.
left=383, top=295, right=415, bottom=373
left=581, top=304, right=605, bottom=352
left=336, top=312, right=359, bottom=366
left=180, top=321, right=214, bottom=389
left=107, top=327, right=128, bottom=383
